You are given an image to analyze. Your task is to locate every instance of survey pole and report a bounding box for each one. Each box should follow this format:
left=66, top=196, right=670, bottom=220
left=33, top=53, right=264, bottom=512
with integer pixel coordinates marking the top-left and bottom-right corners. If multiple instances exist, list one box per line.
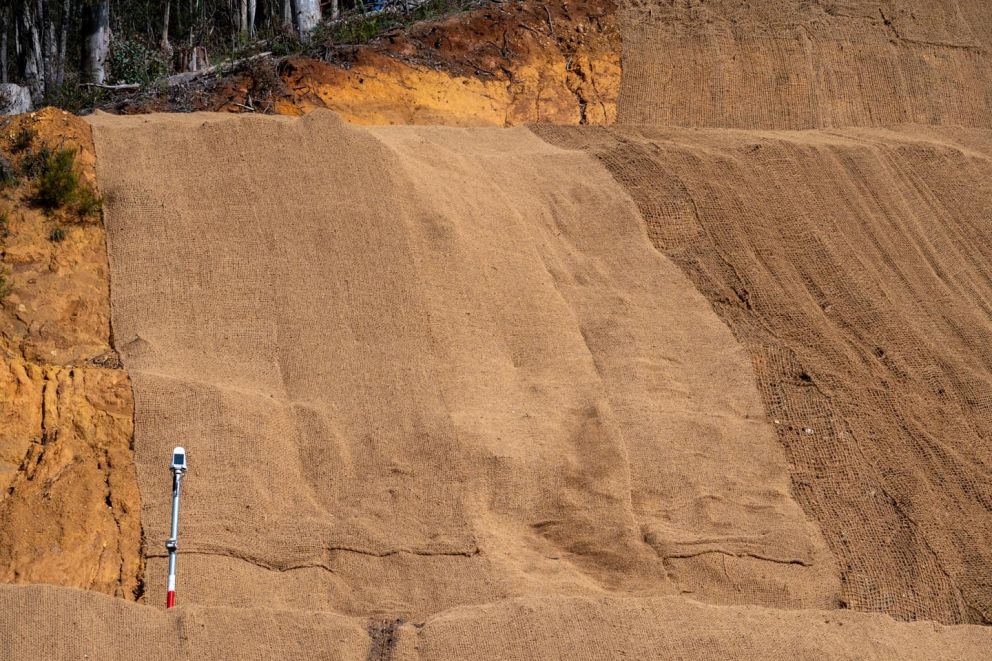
left=166, top=447, right=187, bottom=609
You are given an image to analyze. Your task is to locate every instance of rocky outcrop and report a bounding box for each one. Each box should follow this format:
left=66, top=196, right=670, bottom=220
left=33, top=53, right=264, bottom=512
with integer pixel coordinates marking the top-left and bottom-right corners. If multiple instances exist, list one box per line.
left=0, top=85, right=32, bottom=116
left=267, top=0, right=620, bottom=125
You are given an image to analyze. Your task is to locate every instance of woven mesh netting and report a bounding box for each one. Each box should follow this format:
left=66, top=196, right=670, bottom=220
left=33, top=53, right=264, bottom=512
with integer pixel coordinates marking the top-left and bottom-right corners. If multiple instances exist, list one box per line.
left=535, top=124, right=992, bottom=624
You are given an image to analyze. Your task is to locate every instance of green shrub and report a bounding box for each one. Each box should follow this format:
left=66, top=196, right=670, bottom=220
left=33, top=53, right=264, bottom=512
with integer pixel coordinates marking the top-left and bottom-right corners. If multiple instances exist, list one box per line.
left=313, top=0, right=480, bottom=48
left=19, top=145, right=53, bottom=179
left=0, top=154, right=18, bottom=189
left=42, top=75, right=108, bottom=114
left=24, top=146, right=103, bottom=217
left=109, top=39, right=169, bottom=85
left=33, top=148, right=80, bottom=211
left=268, top=28, right=304, bottom=57
left=10, top=126, right=36, bottom=153
left=49, top=226, right=66, bottom=242
left=74, top=185, right=104, bottom=219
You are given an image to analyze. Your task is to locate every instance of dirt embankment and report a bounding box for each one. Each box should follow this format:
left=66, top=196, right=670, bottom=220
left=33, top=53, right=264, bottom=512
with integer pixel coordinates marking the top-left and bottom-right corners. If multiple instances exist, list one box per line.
left=0, top=109, right=141, bottom=599
left=274, top=0, right=619, bottom=125
left=114, top=0, right=620, bottom=126
left=616, top=0, right=992, bottom=129
left=536, top=124, right=992, bottom=625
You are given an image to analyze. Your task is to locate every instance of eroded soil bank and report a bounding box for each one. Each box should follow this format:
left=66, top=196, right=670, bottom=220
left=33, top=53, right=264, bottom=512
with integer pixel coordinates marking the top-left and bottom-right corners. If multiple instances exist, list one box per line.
left=0, top=109, right=141, bottom=599
left=110, top=0, right=621, bottom=127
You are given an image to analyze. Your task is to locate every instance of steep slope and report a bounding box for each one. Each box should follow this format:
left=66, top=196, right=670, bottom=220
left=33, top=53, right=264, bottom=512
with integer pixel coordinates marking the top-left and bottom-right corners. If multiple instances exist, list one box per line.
left=2, top=0, right=992, bottom=657
left=274, top=0, right=620, bottom=125
left=88, top=109, right=838, bottom=616
left=537, top=124, right=992, bottom=624
left=117, top=0, right=621, bottom=127
left=0, top=110, right=141, bottom=599
left=617, top=0, right=992, bottom=128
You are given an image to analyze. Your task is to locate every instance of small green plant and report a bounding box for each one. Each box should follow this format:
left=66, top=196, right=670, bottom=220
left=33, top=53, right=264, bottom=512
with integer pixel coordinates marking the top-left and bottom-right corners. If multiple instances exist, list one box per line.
left=42, top=75, right=109, bottom=114
left=49, top=226, right=66, bottom=242
left=22, top=146, right=102, bottom=217
left=0, top=154, right=18, bottom=189
left=268, top=28, right=304, bottom=57
left=19, top=145, right=54, bottom=179
left=312, top=0, right=480, bottom=49
left=33, top=147, right=80, bottom=211
left=10, top=125, right=36, bottom=153
left=0, top=266, right=12, bottom=302
left=74, top=185, right=104, bottom=219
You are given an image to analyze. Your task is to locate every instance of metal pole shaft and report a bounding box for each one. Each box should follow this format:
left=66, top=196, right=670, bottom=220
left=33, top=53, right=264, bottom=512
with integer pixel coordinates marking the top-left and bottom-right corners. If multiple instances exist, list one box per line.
left=166, top=471, right=182, bottom=608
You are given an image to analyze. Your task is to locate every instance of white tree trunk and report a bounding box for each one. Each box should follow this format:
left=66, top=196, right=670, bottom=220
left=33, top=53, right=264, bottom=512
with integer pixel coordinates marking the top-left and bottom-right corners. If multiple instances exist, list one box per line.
left=161, top=1, right=172, bottom=52
left=81, top=0, right=111, bottom=85
left=247, top=0, right=256, bottom=37
left=55, top=0, right=70, bottom=90
left=230, top=0, right=249, bottom=37
left=44, top=5, right=57, bottom=91
left=293, top=0, right=321, bottom=41
left=282, top=0, right=293, bottom=30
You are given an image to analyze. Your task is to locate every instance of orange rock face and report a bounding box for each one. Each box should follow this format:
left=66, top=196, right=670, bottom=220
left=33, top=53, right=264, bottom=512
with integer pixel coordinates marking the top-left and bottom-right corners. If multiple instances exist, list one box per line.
left=0, top=109, right=142, bottom=599
left=222, top=0, right=621, bottom=125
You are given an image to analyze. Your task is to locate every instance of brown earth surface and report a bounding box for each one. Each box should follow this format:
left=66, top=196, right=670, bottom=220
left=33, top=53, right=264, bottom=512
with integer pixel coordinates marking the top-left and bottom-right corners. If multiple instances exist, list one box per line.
left=2, top=0, right=992, bottom=658
left=115, top=0, right=620, bottom=127
left=88, top=110, right=841, bottom=619
left=0, top=109, right=142, bottom=599
left=270, top=0, right=620, bottom=125
left=536, top=124, right=992, bottom=625
left=3, top=585, right=991, bottom=660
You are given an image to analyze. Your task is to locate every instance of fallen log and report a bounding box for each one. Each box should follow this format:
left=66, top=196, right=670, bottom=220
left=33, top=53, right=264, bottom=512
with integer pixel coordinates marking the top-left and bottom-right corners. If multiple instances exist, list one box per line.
left=78, top=52, right=274, bottom=93
left=80, top=82, right=141, bottom=90
left=165, top=51, right=272, bottom=87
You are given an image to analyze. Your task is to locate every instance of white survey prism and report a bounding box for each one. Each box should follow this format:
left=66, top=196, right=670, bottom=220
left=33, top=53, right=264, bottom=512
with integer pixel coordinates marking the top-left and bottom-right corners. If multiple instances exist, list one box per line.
left=171, top=446, right=187, bottom=473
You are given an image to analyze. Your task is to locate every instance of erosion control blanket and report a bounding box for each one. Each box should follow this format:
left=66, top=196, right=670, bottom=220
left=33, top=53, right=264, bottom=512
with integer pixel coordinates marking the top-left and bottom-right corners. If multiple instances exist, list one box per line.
left=617, top=0, right=992, bottom=129
left=3, top=585, right=992, bottom=660
left=88, top=110, right=838, bottom=615
left=536, top=124, right=992, bottom=625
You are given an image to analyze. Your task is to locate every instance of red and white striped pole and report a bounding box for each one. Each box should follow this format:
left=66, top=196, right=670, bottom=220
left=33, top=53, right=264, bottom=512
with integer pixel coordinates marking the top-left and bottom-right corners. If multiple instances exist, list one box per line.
left=166, top=447, right=187, bottom=609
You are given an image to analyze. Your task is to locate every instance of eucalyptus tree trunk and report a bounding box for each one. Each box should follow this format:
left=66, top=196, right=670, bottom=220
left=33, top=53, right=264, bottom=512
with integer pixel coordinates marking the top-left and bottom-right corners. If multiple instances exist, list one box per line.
left=1, top=8, right=8, bottom=84
left=161, top=0, right=172, bottom=52
left=282, top=0, right=293, bottom=30
left=44, top=3, right=58, bottom=90
left=229, top=0, right=247, bottom=37
left=292, top=0, right=321, bottom=41
left=54, top=0, right=71, bottom=90
left=80, top=0, right=111, bottom=85
left=15, top=0, right=45, bottom=102
left=239, top=0, right=248, bottom=35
